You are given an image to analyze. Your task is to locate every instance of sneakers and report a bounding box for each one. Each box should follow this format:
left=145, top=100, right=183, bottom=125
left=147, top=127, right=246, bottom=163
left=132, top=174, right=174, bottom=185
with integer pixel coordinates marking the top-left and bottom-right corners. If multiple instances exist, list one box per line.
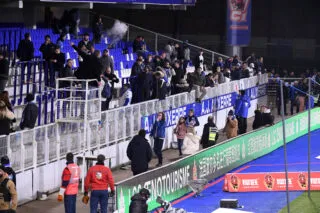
left=156, top=163, right=162, bottom=167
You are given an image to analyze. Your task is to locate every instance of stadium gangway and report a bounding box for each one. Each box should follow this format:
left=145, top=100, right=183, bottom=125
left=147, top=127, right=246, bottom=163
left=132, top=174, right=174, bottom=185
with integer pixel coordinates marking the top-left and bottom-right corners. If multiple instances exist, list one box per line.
left=1, top=74, right=268, bottom=175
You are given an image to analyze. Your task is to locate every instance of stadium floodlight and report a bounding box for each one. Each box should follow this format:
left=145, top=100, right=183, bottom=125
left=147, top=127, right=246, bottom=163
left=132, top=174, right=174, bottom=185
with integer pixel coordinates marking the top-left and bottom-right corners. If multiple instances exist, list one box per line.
left=188, top=179, right=208, bottom=197
left=19, top=0, right=23, bottom=8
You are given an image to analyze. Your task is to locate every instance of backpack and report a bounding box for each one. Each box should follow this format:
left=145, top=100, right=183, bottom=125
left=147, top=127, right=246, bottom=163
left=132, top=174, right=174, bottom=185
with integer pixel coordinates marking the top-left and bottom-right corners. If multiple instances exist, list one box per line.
left=0, top=178, right=11, bottom=202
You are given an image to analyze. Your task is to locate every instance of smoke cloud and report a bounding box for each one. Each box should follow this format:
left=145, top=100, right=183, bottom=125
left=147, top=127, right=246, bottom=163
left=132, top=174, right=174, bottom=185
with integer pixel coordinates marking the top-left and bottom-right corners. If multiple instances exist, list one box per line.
left=107, top=20, right=128, bottom=45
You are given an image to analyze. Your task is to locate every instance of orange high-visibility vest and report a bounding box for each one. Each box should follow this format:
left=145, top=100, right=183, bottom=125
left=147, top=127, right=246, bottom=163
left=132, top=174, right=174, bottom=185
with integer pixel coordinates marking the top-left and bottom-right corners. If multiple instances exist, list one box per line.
left=65, top=163, right=80, bottom=195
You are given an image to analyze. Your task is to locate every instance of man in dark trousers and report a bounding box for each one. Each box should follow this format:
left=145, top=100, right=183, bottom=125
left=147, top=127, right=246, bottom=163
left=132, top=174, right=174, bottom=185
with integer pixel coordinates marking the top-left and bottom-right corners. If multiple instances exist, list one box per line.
left=19, top=93, right=38, bottom=130
left=200, top=116, right=219, bottom=149
left=127, top=129, right=152, bottom=176
left=0, top=52, right=9, bottom=92
left=17, top=33, right=34, bottom=62
left=0, top=156, right=16, bottom=186
left=235, top=90, right=251, bottom=134
left=129, top=188, right=150, bottom=213
left=40, top=35, right=55, bottom=61
left=101, top=66, right=119, bottom=110
left=137, top=66, right=153, bottom=103
left=50, top=46, right=65, bottom=87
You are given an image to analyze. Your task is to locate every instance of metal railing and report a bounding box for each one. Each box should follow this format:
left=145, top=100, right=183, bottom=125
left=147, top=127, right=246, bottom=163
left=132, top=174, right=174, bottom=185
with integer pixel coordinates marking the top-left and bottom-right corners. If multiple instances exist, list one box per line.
left=92, top=12, right=231, bottom=68
left=2, top=74, right=267, bottom=174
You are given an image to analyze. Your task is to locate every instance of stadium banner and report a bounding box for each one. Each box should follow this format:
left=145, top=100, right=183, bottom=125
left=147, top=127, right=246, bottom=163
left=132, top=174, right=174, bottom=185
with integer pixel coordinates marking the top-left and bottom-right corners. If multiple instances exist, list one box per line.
left=141, top=84, right=267, bottom=134
left=226, top=0, right=252, bottom=45
left=40, top=0, right=196, bottom=5
left=223, top=172, right=320, bottom=192
left=116, top=108, right=320, bottom=212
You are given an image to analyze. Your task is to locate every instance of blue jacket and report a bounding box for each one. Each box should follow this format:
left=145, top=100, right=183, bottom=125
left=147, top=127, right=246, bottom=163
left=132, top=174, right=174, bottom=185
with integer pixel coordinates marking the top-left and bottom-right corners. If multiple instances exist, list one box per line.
left=289, top=86, right=298, bottom=100
left=235, top=95, right=251, bottom=118
left=150, top=120, right=166, bottom=139
left=185, top=115, right=200, bottom=128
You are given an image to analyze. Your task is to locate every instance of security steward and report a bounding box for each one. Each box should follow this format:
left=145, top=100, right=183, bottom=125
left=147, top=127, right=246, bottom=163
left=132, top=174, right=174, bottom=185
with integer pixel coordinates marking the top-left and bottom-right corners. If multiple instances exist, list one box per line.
left=58, top=153, right=81, bottom=213
left=84, top=154, right=115, bottom=213
left=200, top=116, right=219, bottom=149
left=0, top=165, right=17, bottom=213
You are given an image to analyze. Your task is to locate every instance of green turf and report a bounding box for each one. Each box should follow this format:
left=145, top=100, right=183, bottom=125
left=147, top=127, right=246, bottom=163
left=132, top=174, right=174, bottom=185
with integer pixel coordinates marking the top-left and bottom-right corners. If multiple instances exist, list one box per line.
left=279, top=191, right=320, bottom=213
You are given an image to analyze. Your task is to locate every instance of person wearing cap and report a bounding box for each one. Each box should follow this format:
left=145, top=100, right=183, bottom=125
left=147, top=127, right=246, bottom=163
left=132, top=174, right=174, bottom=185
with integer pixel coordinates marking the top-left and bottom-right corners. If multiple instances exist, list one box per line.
left=17, top=33, right=34, bottom=62
left=200, top=116, right=219, bottom=149
left=0, top=156, right=16, bottom=186
left=129, top=188, right=150, bottom=213
left=84, top=154, right=115, bottom=213
left=223, top=110, right=238, bottom=139
left=58, top=153, right=80, bottom=213
left=78, top=33, right=93, bottom=52
left=0, top=165, right=17, bottom=212
left=19, top=93, right=38, bottom=130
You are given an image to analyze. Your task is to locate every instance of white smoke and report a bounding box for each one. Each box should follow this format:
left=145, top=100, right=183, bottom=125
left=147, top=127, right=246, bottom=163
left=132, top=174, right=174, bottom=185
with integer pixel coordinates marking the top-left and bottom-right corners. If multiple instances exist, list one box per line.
left=107, top=20, right=128, bottom=45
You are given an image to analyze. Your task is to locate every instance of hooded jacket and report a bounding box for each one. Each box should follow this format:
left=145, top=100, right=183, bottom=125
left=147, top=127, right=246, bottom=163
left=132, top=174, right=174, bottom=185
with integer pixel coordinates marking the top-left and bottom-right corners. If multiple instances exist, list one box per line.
left=223, top=116, right=238, bottom=139
left=129, top=193, right=148, bottom=213
left=235, top=94, right=251, bottom=118
left=127, top=135, right=152, bottom=174
left=252, top=110, right=264, bottom=130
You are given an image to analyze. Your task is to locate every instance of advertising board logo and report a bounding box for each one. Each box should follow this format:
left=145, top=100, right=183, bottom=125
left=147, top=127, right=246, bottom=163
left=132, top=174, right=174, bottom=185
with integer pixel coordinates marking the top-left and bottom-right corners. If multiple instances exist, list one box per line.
left=298, top=173, right=307, bottom=189
left=230, top=175, right=239, bottom=191
left=264, top=174, right=274, bottom=190
left=228, top=0, right=250, bottom=22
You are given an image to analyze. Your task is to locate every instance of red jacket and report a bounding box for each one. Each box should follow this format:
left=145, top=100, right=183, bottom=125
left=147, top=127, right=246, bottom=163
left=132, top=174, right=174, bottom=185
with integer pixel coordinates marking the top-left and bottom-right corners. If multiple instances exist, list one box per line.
left=85, top=164, right=115, bottom=192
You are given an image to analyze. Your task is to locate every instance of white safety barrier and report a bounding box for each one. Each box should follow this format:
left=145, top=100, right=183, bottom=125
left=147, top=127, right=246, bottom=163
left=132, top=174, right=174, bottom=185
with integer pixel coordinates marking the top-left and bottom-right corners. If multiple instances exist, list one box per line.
left=3, top=74, right=268, bottom=204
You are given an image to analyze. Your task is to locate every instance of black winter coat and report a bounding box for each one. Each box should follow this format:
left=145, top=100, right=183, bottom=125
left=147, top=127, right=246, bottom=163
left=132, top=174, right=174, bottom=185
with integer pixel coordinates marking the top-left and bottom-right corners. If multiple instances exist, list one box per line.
left=72, top=45, right=102, bottom=85
left=252, top=110, right=264, bottom=130
left=127, top=135, right=152, bottom=174
left=201, top=122, right=219, bottom=149
left=17, top=40, right=34, bottom=61
left=51, top=52, right=65, bottom=72
left=20, top=102, right=38, bottom=130
left=39, top=43, right=55, bottom=61
left=0, top=58, right=9, bottom=80
left=129, top=193, right=148, bottom=213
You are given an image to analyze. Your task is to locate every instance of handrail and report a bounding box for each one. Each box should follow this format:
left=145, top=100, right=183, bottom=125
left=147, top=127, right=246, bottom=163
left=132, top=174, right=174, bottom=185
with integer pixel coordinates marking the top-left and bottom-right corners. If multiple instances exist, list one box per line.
left=90, top=11, right=231, bottom=59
